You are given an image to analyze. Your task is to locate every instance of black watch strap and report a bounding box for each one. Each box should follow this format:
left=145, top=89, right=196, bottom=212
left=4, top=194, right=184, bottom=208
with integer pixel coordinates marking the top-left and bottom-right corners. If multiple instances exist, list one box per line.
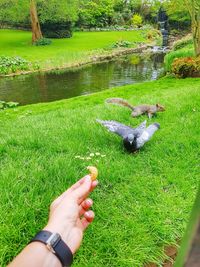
left=30, top=230, right=73, bottom=267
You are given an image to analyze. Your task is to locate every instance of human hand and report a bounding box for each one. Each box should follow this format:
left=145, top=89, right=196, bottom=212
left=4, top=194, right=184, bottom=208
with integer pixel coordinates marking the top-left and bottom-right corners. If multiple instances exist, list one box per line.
left=44, top=175, right=98, bottom=254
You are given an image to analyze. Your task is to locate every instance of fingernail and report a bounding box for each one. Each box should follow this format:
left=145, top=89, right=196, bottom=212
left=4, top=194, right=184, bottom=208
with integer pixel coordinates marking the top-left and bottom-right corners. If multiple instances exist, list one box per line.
left=87, top=199, right=93, bottom=205
left=92, top=180, right=99, bottom=187
left=85, top=211, right=92, bottom=217
left=85, top=175, right=91, bottom=182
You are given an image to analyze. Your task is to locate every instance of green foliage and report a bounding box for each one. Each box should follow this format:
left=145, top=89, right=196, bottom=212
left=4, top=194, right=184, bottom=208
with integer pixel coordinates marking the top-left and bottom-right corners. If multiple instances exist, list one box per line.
left=111, top=40, right=132, bottom=48
left=0, top=78, right=199, bottom=266
left=173, top=35, right=193, bottom=51
left=131, top=0, right=162, bottom=22
left=111, top=12, right=125, bottom=26
left=172, top=57, right=200, bottom=78
left=77, top=0, right=154, bottom=28
left=164, top=1, right=191, bottom=29
left=0, top=0, right=29, bottom=24
left=0, top=0, right=79, bottom=27
left=0, top=56, right=30, bottom=74
left=2, top=0, right=193, bottom=31
left=132, top=14, right=143, bottom=28
left=78, top=0, right=115, bottom=28
left=146, top=29, right=162, bottom=44
left=165, top=49, right=194, bottom=72
left=0, top=100, right=19, bottom=109
left=41, top=22, right=72, bottom=38
left=165, top=33, right=195, bottom=74
left=33, top=37, right=52, bottom=46
left=38, top=0, right=79, bottom=23
left=129, top=54, right=140, bottom=65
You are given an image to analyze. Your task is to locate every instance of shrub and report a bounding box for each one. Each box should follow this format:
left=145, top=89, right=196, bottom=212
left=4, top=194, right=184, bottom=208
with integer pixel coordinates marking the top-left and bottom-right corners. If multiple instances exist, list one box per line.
left=44, top=30, right=72, bottom=39
left=41, top=22, right=72, bottom=39
left=0, top=101, right=6, bottom=109
left=172, top=57, right=200, bottom=78
left=164, top=50, right=195, bottom=72
left=146, top=29, right=162, bottom=45
left=34, top=38, right=52, bottom=46
left=132, top=14, right=143, bottom=28
left=173, top=34, right=193, bottom=51
left=0, top=100, right=19, bottom=110
left=129, top=55, right=140, bottom=65
left=6, top=102, right=19, bottom=108
left=111, top=40, right=132, bottom=48
left=168, top=12, right=191, bottom=30
left=170, top=29, right=180, bottom=36
left=0, top=56, right=29, bottom=75
left=0, top=56, right=39, bottom=75
left=111, top=12, right=125, bottom=26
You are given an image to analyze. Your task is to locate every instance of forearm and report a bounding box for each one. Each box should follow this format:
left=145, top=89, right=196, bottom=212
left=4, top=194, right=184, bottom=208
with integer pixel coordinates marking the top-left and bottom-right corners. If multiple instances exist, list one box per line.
left=8, top=175, right=97, bottom=267
left=8, top=242, right=61, bottom=267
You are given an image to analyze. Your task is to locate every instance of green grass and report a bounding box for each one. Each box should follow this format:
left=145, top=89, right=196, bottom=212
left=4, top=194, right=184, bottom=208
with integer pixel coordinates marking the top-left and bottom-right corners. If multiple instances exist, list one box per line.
left=0, top=29, right=147, bottom=71
left=0, top=77, right=199, bottom=266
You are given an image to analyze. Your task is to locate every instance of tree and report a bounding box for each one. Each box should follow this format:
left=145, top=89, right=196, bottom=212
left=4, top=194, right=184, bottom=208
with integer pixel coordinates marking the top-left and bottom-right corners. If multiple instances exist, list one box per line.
left=0, top=0, right=79, bottom=42
left=38, top=0, right=78, bottom=24
left=38, top=0, right=78, bottom=39
left=165, top=0, right=200, bottom=56
left=78, top=0, right=115, bottom=28
left=0, top=0, right=29, bottom=26
left=185, top=0, right=200, bottom=56
left=30, top=0, right=42, bottom=43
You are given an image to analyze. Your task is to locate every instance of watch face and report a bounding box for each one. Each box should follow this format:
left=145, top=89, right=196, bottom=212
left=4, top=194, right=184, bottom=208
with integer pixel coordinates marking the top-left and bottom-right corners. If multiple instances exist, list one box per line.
left=47, top=233, right=61, bottom=248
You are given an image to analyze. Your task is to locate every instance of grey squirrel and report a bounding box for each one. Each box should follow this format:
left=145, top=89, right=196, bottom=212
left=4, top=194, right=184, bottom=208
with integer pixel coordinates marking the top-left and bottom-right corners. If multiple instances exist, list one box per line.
left=106, top=98, right=165, bottom=119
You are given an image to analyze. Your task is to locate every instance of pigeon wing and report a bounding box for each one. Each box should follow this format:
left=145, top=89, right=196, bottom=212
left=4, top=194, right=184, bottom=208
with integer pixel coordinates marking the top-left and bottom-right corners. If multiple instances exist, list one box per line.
left=96, top=119, right=135, bottom=138
left=136, top=123, right=160, bottom=149
left=134, top=120, right=147, bottom=137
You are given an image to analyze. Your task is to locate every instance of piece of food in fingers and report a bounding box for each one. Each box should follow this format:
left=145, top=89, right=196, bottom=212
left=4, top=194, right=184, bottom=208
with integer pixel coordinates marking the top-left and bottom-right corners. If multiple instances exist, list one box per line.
left=87, top=166, right=98, bottom=181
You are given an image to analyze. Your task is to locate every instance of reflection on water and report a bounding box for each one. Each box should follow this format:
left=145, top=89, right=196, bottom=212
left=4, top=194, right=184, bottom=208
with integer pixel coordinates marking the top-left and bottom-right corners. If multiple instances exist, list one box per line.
left=0, top=53, right=165, bottom=106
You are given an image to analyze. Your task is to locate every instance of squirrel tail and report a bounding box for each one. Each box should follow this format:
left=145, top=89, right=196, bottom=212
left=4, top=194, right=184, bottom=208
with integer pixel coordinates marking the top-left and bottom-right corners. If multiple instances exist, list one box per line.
left=106, top=98, right=134, bottom=110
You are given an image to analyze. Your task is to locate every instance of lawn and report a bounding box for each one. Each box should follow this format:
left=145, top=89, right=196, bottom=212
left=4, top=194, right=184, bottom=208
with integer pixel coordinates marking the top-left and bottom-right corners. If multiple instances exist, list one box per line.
left=0, top=29, right=147, bottom=71
left=0, top=77, right=199, bottom=266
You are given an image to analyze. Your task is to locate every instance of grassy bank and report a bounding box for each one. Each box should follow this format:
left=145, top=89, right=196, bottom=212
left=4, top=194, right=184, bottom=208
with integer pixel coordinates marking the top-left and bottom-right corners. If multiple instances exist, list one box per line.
left=0, top=77, right=199, bottom=266
left=0, top=29, right=148, bottom=73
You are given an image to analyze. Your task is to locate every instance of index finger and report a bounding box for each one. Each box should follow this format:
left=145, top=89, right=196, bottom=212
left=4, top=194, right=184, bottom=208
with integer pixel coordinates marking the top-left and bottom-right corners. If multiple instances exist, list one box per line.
left=52, top=176, right=90, bottom=206
left=78, top=179, right=99, bottom=205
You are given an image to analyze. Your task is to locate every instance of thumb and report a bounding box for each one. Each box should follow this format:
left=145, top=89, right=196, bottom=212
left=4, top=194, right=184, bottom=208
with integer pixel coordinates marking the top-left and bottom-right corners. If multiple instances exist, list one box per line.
left=73, top=175, right=92, bottom=200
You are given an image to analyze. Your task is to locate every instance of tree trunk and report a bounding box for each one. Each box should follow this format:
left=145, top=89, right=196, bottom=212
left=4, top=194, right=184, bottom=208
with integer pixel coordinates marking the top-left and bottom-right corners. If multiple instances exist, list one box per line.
left=192, top=19, right=200, bottom=56
left=191, top=1, right=200, bottom=56
left=174, top=187, right=200, bottom=267
left=30, top=0, right=42, bottom=43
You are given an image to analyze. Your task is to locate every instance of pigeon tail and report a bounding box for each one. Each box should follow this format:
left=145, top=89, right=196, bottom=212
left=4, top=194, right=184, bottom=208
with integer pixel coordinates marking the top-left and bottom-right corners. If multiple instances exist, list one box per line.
left=136, top=123, right=160, bottom=149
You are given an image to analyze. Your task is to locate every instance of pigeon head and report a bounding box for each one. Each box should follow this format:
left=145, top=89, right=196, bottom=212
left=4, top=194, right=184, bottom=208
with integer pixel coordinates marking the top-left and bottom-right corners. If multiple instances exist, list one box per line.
left=127, top=134, right=135, bottom=144
left=123, top=134, right=137, bottom=152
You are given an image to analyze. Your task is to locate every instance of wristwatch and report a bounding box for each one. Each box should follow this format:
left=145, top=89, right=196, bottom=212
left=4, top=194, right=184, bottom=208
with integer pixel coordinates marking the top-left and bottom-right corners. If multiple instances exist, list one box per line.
left=30, top=230, right=73, bottom=267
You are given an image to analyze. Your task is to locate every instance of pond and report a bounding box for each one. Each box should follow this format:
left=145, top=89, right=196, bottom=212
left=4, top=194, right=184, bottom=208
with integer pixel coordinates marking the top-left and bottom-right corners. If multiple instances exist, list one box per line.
left=0, top=53, right=165, bottom=106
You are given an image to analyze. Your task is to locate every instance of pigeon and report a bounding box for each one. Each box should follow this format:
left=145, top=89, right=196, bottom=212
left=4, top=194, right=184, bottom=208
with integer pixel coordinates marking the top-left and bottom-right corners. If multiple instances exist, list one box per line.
left=96, top=119, right=160, bottom=152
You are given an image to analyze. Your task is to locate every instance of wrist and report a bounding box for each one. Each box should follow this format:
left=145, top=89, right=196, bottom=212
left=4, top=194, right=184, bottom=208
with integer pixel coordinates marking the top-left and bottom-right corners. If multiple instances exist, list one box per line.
left=43, top=224, right=71, bottom=250
left=30, top=230, right=73, bottom=267
left=43, top=224, right=81, bottom=255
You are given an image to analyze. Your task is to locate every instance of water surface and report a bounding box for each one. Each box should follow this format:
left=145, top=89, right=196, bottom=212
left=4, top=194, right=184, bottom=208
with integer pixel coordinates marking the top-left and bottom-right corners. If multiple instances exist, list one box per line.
left=0, top=53, right=165, bottom=106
